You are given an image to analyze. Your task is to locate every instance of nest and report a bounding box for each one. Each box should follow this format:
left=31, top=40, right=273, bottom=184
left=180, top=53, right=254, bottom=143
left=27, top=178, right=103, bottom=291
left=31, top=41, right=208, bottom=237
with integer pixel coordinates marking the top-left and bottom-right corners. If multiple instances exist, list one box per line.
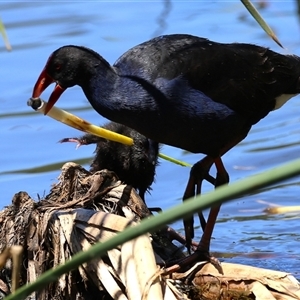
left=0, top=163, right=186, bottom=299
left=0, top=162, right=300, bottom=300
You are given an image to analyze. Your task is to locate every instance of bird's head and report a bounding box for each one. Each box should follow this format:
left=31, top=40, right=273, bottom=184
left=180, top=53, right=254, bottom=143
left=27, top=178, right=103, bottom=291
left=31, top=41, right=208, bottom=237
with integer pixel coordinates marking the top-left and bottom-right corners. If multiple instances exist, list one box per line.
left=131, top=132, right=159, bottom=168
left=32, top=46, right=102, bottom=115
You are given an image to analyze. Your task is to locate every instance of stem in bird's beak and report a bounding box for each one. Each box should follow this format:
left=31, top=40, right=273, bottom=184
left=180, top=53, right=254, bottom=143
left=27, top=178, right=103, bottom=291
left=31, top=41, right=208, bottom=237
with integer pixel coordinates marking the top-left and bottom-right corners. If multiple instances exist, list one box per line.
left=27, top=98, right=134, bottom=146
left=32, top=68, right=66, bottom=115
left=27, top=97, right=190, bottom=166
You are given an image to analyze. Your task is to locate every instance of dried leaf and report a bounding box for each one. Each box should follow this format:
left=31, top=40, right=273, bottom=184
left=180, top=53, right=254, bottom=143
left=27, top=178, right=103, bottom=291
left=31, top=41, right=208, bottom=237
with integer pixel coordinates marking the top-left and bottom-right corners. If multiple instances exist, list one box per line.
left=190, top=262, right=300, bottom=300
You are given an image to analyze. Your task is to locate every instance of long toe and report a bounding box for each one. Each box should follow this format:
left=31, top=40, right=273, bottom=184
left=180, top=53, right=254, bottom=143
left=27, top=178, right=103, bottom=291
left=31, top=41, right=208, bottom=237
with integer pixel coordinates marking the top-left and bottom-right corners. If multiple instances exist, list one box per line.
left=182, top=155, right=215, bottom=252
left=165, top=248, right=223, bottom=275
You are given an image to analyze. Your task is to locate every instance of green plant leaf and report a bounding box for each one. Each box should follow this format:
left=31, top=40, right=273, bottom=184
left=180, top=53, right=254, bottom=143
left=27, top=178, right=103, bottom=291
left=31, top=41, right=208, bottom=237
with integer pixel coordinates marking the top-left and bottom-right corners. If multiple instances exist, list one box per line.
left=240, top=0, right=283, bottom=48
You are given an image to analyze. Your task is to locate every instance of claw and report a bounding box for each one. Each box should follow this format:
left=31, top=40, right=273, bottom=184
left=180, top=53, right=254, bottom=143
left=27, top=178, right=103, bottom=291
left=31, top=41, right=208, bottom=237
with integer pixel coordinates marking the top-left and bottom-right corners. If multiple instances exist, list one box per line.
left=58, top=137, right=84, bottom=149
left=164, top=248, right=223, bottom=275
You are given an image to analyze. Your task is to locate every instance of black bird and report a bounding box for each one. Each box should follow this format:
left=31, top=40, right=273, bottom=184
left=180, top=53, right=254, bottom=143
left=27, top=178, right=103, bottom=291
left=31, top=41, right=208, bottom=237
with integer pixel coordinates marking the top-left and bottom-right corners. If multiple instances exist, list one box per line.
left=59, top=121, right=159, bottom=202
left=31, top=34, right=300, bottom=262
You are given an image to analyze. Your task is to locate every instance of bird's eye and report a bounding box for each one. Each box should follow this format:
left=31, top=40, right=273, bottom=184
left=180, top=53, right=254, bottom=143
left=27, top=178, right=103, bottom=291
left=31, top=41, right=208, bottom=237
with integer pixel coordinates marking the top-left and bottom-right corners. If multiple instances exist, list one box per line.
left=55, top=64, right=62, bottom=72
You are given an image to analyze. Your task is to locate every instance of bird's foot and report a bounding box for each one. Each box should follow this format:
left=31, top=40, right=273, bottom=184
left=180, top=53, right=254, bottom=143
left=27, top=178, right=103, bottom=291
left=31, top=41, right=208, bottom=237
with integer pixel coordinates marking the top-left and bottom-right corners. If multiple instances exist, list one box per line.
left=59, top=137, right=87, bottom=149
left=191, top=249, right=223, bottom=275
left=164, top=248, right=223, bottom=275
left=164, top=226, right=199, bottom=252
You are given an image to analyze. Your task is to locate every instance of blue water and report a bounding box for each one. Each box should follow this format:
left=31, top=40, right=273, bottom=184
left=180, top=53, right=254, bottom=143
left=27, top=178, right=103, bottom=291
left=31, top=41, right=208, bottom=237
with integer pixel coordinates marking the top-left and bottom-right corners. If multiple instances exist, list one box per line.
left=1, top=1, right=300, bottom=278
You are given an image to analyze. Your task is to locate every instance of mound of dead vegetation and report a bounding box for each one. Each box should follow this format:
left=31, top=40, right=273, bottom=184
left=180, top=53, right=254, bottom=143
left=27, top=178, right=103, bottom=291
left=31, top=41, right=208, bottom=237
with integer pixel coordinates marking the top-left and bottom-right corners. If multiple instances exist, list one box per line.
left=0, top=162, right=299, bottom=300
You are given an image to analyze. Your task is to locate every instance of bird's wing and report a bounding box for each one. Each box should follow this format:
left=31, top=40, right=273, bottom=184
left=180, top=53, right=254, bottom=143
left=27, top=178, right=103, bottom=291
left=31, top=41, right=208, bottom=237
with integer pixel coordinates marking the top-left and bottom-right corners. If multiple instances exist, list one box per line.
left=114, top=34, right=300, bottom=124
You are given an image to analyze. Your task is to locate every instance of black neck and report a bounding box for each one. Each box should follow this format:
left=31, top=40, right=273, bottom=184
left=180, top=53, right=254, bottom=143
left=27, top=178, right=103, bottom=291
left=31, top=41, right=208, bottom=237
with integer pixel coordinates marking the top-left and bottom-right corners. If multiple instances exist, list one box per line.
left=81, top=64, right=161, bottom=136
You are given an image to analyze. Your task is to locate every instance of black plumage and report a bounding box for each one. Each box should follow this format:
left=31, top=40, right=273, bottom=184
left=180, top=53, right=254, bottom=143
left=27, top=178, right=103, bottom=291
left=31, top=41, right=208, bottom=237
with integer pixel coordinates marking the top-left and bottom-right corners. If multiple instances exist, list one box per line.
left=60, top=122, right=159, bottom=202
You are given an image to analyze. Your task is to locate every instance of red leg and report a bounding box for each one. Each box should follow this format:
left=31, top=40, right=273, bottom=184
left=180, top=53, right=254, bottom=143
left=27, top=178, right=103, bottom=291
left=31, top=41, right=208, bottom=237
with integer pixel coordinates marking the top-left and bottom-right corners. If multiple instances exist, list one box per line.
left=183, top=156, right=215, bottom=251
left=173, top=134, right=248, bottom=274
left=169, top=157, right=228, bottom=274
left=197, top=157, right=229, bottom=252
